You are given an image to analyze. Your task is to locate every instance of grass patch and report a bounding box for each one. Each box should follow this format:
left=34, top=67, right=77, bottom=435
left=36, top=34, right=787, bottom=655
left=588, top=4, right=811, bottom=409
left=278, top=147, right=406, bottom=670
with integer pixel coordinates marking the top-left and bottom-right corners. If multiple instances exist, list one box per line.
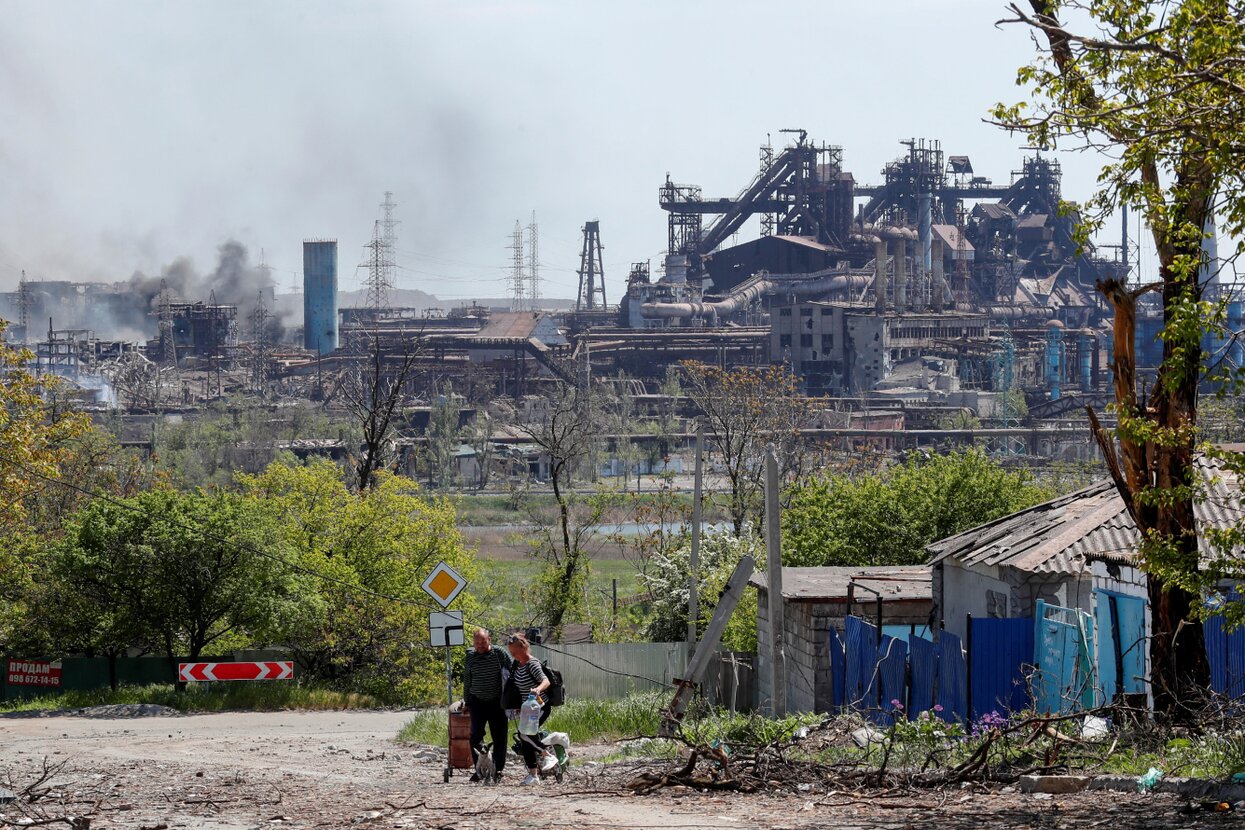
left=0, top=682, right=381, bottom=713
left=397, top=690, right=667, bottom=747
left=472, top=557, right=645, bottom=622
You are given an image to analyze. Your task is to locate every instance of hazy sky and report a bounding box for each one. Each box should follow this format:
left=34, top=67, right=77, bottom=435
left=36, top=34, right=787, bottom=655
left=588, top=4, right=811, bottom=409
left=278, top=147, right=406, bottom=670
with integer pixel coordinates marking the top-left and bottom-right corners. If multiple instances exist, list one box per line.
left=0, top=0, right=1139, bottom=302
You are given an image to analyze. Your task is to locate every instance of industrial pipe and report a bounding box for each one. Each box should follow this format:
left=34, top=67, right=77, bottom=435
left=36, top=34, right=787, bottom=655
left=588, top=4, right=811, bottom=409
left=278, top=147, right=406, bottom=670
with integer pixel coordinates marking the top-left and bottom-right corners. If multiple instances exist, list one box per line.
left=985, top=304, right=1058, bottom=320
left=874, top=237, right=888, bottom=313
left=1079, top=331, right=1093, bottom=393
left=638, top=273, right=870, bottom=320
left=894, top=237, right=908, bottom=311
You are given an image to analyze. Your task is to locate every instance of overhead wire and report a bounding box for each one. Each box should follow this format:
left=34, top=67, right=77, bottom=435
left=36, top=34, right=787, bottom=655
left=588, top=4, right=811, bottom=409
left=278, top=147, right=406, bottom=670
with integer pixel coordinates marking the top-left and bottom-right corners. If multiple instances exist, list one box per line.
left=0, top=452, right=675, bottom=689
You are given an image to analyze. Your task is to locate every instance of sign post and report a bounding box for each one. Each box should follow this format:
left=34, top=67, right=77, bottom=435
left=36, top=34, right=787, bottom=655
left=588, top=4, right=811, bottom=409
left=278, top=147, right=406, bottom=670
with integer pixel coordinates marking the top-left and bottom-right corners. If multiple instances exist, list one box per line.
left=422, top=561, right=468, bottom=783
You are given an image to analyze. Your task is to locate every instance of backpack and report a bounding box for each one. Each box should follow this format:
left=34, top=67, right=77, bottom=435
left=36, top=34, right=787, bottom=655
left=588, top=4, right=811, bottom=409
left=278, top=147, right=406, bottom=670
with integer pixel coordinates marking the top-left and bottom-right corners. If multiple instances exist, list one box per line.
left=541, top=660, right=565, bottom=707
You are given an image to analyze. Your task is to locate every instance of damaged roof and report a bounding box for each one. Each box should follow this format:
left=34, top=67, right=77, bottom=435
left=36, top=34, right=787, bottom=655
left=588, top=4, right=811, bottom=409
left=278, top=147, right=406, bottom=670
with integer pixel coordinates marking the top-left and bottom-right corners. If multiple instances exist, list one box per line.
left=927, top=452, right=1245, bottom=575
left=749, top=566, right=932, bottom=602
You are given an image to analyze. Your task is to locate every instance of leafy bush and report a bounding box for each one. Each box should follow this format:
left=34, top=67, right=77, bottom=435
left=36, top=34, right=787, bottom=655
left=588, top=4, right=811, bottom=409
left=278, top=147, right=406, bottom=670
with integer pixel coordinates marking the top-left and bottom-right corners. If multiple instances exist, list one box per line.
left=640, top=528, right=761, bottom=649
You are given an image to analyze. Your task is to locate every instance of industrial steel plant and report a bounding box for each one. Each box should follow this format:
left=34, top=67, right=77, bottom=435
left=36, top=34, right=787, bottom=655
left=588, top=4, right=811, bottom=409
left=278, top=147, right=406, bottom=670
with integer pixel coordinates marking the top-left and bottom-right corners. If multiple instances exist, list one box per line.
left=2, top=132, right=1239, bottom=467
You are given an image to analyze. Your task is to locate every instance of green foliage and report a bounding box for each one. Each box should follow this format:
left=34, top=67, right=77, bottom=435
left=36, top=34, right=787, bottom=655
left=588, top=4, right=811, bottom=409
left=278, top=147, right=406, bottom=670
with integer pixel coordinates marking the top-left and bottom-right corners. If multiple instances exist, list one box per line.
left=0, top=682, right=380, bottom=714
left=238, top=459, right=477, bottom=702
left=783, top=449, right=1055, bottom=567
left=641, top=527, right=761, bottom=649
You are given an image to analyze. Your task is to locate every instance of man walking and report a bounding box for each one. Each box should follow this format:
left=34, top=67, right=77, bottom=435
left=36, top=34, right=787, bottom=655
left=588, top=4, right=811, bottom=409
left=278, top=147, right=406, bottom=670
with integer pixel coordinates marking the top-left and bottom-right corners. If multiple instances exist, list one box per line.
left=462, top=628, right=511, bottom=780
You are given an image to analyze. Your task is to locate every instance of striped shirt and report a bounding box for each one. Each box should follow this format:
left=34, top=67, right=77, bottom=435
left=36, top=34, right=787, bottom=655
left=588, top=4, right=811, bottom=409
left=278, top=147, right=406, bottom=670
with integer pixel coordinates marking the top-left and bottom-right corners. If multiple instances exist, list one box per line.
left=462, top=647, right=510, bottom=701
left=510, top=657, right=546, bottom=699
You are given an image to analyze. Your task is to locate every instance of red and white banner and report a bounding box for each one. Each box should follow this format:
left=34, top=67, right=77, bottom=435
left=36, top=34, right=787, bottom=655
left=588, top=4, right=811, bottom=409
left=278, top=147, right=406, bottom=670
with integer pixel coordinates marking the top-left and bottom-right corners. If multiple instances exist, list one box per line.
left=7, top=659, right=62, bottom=687
left=178, top=661, right=294, bottom=682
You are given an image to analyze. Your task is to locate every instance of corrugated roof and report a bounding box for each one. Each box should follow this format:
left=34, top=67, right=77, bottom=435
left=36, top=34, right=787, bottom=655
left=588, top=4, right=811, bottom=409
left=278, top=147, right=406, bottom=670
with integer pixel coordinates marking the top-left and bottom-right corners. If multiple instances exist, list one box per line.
left=476, top=311, right=543, bottom=339
left=773, top=235, right=836, bottom=252
left=927, top=456, right=1244, bottom=575
left=749, top=566, right=931, bottom=602
left=932, top=224, right=975, bottom=253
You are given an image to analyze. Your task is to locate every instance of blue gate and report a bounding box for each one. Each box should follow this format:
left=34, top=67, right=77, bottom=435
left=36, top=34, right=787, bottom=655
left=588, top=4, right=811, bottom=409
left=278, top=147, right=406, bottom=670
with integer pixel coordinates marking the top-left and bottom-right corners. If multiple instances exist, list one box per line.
left=1034, top=600, right=1097, bottom=713
left=1094, top=591, right=1148, bottom=702
left=969, top=616, right=1034, bottom=719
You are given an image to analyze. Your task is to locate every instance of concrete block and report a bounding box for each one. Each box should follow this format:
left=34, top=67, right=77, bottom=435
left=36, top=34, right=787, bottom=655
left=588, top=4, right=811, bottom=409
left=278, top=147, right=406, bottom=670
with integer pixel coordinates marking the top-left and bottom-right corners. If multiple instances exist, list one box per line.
left=1018, top=775, right=1090, bottom=794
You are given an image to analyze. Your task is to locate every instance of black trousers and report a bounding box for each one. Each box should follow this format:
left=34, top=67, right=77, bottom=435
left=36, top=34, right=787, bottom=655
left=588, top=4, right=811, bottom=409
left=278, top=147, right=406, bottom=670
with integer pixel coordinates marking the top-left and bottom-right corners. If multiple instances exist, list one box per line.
left=465, top=694, right=508, bottom=773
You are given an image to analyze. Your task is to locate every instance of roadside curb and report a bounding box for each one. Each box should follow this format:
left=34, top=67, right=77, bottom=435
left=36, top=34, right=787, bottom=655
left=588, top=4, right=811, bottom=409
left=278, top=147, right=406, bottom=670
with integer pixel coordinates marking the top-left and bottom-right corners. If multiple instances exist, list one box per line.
left=1019, top=774, right=1245, bottom=801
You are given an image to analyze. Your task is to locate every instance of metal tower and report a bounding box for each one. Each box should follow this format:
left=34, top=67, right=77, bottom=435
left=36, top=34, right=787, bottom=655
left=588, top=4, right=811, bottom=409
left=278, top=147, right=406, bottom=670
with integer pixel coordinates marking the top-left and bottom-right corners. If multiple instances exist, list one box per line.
left=576, top=221, right=607, bottom=311
left=759, top=138, right=775, bottom=237
left=157, top=279, right=177, bottom=369
left=527, top=211, right=540, bottom=309
left=17, top=271, right=31, bottom=344
left=362, top=192, right=398, bottom=313
left=250, top=289, right=272, bottom=396
left=510, top=220, right=526, bottom=311
left=364, top=219, right=394, bottom=313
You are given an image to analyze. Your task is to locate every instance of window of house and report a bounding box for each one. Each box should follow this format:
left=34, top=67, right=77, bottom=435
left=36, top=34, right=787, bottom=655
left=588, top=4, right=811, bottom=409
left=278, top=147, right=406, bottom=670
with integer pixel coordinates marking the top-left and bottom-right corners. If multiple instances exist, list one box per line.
left=779, top=334, right=792, bottom=348
left=799, top=307, right=813, bottom=317
left=821, top=334, right=834, bottom=350
left=800, top=334, right=812, bottom=348
left=821, top=308, right=833, bottom=316
left=779, top=308, right=792, bottom=317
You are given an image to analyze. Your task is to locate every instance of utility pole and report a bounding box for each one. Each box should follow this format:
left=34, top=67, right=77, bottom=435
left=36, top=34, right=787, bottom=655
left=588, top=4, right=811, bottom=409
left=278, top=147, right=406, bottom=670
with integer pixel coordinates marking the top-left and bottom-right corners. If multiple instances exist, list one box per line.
left=527, top=210, right=540, bottom=309
left=688, top=423, right=704, bottom=645
left=765, top=446, right=787, bottom=717
left=509, top=221, right=526, bottom=311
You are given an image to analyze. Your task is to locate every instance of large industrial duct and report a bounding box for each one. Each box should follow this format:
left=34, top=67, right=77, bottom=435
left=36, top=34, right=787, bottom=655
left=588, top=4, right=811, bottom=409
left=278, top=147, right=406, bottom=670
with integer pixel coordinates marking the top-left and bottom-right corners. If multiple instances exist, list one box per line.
left=639, top=272, right=870, bottom=320
left=985, top=304, right=1059, bottom=320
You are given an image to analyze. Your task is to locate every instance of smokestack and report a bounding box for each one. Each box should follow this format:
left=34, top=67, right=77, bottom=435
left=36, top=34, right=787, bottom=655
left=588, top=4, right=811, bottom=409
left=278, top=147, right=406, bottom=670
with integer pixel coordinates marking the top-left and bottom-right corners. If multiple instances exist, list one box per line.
left=874, top=237, right=888, bottom=313
left=303, top=240, right=338, bottom=355
left=918, top=192, right=933, bottom=308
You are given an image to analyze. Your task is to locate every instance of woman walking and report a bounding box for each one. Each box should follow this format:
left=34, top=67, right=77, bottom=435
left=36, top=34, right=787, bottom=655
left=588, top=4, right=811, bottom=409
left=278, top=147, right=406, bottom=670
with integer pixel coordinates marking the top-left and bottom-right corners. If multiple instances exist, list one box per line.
left=505, top=632, right=554, bottom=785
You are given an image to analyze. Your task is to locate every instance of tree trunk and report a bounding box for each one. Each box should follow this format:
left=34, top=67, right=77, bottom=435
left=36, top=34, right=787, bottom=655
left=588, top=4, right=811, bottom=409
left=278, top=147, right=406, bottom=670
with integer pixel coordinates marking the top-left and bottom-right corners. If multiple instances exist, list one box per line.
left=1095, top=270, right=1209, bottom=716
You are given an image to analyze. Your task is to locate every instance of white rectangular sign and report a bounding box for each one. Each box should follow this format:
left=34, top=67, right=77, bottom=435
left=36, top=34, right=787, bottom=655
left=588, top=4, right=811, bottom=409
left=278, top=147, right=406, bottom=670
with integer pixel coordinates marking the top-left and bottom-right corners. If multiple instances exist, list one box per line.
left=429, top=610, right=465, bottom=647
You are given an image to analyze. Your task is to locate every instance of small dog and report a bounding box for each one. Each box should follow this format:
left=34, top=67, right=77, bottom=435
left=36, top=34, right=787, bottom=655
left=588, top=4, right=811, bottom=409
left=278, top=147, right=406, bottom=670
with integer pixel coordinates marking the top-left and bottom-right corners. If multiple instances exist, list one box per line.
left=473, top=742, right=497, bottom=785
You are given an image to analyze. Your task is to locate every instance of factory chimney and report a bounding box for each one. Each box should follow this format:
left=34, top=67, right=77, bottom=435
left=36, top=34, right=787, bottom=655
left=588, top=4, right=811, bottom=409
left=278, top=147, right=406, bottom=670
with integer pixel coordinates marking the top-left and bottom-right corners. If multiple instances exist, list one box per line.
left=303, top=240, right=338, bottom=355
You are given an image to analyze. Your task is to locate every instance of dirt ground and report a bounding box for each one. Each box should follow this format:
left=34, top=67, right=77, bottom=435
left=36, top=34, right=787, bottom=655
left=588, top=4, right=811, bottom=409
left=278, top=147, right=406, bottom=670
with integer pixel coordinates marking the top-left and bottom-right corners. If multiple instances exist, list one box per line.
left=0, top=708, right=1234, bottom=829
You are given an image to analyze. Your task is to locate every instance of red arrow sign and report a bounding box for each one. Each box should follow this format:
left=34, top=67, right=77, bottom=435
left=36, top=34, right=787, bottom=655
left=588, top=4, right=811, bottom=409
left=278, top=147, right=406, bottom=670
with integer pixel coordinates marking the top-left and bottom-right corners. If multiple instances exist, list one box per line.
left=178, top=661, right=294, bottom=682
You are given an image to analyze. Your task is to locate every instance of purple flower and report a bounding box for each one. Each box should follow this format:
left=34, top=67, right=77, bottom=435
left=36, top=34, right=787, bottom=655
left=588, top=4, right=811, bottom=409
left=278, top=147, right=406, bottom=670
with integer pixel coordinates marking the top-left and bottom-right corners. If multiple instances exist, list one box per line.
left=890, top=699, right=904, bottom=709
left=933, top=704, right=944, bottom=713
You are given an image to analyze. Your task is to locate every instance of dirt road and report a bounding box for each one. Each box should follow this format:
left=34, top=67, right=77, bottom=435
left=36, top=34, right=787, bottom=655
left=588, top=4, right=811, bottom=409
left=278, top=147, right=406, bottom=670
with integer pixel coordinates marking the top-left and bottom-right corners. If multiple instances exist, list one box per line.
left=0, top=708, right=1227, bottom=829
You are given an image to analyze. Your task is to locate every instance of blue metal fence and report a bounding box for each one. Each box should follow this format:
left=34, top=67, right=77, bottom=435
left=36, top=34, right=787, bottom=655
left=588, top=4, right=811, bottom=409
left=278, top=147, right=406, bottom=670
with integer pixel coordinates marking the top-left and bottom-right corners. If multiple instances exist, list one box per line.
left=969, top=616, right=1033, bottom=720
left=1205, top=614, right=1245, bottom=699
left=937, top=631, right=968, bottom=723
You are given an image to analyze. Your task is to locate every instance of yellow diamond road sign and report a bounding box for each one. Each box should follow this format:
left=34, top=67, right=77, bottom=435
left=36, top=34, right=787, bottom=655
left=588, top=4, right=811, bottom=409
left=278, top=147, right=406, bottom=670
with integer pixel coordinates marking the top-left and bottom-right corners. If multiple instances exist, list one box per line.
left=421, top=561, right=467, bottom=609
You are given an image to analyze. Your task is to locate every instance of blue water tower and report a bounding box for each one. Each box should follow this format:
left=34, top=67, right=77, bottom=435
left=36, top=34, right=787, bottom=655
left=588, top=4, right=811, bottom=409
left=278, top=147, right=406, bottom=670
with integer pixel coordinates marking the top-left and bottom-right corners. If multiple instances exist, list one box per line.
left=303, top=240, right=338, bottom=354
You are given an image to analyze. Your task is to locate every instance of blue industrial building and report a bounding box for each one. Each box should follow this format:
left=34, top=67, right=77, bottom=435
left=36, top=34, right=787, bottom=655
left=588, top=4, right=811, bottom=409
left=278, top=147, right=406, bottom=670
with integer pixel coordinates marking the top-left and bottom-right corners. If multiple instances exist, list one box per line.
left=303, top=240, right=338, bottom=354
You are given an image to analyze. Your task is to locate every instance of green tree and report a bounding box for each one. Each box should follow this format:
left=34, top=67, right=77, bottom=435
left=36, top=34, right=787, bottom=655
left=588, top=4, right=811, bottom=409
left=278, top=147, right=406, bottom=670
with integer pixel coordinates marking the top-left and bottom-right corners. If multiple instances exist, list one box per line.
left=424, top=392, right=460, bottom=489
left=514, top=381, right=607, bottom=632
left=0, top=325, right=90, bottom=646
left=46, top=489, right=305, bottom=679
left=239, top=459, right=476, bottom=701
left=783, top=449, right=1053, bottom=567
left=993, top=0, right=1245, bottom=709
